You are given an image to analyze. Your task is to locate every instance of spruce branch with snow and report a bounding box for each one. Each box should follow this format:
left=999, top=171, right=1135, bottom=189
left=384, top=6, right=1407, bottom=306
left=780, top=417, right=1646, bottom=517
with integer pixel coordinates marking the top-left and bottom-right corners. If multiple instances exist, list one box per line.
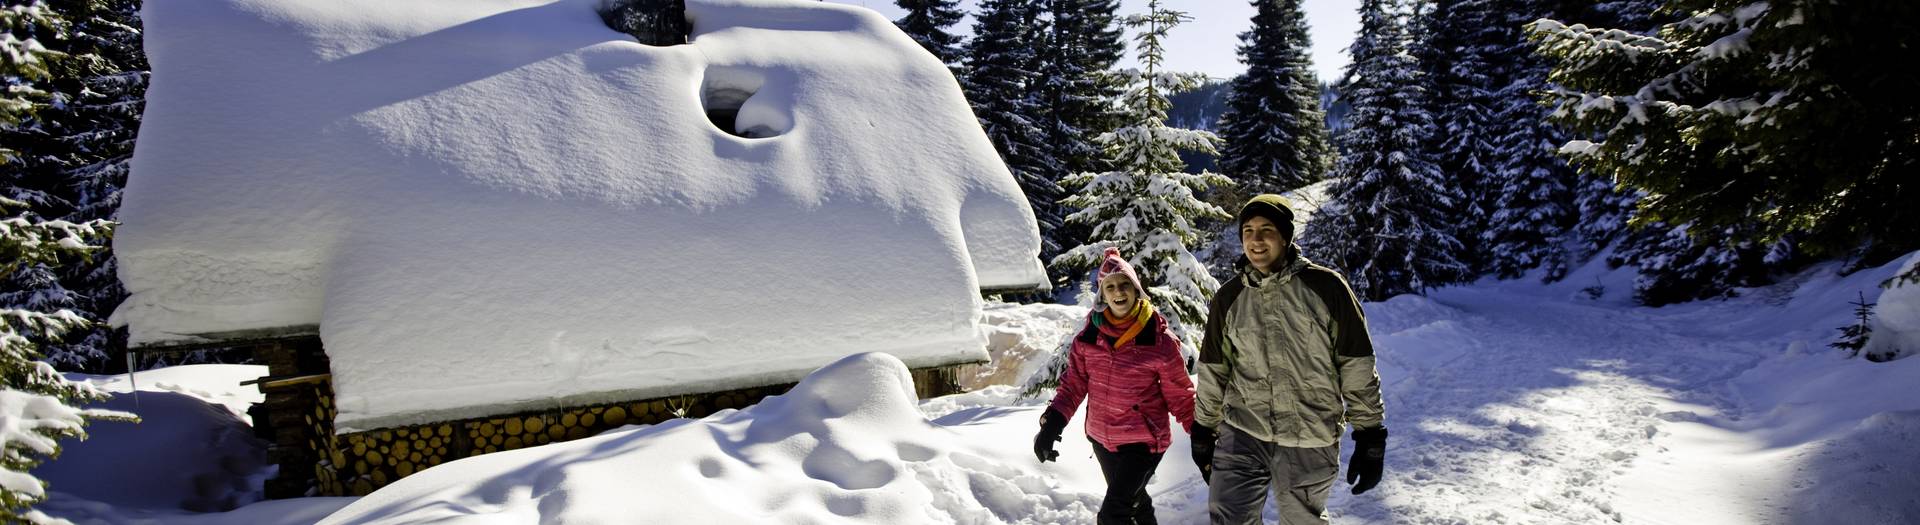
left=2, top=0, right=65, bottom=145
left=1053, top=0, right=1230, bottom=352
left=0, top=197, right=135, bottom=524
left=1, top=0, right=146, bottom=373
left=1531, top=0, right=1920, bottom=264
left=1, top=5, right=147, bottom=519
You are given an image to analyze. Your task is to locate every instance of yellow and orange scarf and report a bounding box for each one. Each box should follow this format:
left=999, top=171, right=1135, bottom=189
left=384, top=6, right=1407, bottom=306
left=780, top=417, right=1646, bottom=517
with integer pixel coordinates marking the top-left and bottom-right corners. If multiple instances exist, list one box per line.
left=1094, top=296, right=1155, bottom=349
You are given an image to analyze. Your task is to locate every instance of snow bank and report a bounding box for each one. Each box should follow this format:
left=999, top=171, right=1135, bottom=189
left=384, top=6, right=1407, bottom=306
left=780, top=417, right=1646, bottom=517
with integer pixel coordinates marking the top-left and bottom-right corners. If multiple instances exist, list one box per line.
left=36, top=391, right=269, bottom=512
left=115, top=0, right=1044, bottom=431
left=969, top=301, right=1087, bottom=390
left=315, top=353, right=1111, bottom=524
left=1864, top=253, right=1920, bottom=361
left=37, top=366, right=276, bottom=516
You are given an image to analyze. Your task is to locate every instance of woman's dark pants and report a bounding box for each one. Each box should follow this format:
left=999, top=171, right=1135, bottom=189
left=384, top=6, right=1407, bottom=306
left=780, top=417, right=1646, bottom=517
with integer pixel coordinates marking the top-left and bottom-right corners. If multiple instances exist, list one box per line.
left=1090, top=439, right=1163, bottom=525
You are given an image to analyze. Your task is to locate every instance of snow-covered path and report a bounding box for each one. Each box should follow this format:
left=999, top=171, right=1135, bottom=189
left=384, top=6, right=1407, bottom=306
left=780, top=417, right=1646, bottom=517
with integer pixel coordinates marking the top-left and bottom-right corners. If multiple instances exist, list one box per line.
left=1109, top=256, right=1918, bottom=524
left=1342, top=286, right=1758, bottom=524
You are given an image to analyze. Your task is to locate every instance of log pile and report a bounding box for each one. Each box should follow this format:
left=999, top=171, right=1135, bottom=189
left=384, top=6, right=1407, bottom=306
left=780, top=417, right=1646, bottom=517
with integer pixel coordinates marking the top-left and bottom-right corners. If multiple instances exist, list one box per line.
left=257, top=360, right=980, bottom=497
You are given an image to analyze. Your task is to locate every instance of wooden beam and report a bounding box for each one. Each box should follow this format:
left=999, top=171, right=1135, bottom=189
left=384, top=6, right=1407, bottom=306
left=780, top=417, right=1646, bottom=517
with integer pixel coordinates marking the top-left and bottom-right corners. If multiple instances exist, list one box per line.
left=258, top=373, right=332, bottom=390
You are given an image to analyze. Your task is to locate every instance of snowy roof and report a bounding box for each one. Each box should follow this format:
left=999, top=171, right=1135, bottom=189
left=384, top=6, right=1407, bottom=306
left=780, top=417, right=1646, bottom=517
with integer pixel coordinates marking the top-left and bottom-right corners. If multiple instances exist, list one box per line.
left=112, top=0, right=1045, bottom=431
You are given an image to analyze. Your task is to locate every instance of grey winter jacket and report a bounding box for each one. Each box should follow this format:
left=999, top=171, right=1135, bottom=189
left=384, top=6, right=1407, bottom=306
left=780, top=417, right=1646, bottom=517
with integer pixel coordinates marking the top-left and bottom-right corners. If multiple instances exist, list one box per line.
left=1194, top=247, right=1385, bottom=448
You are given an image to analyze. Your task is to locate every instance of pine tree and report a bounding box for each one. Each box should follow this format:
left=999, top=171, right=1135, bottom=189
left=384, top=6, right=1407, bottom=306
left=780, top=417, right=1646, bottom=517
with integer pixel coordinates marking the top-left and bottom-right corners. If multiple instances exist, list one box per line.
left=1053, top=0, right=1231, bottom=351
left=1532, top=0, right=1920, bottom=266
left=1215, top=0, right=1332, bottom=195
left=1409, top=0, right=1503, bottom=275
left=1303, top=0, right=1466, bottom=301
left=963, top=0, right=1066, bottom=287
left=1481, top=0, right=1584, bottom=282
left=1, top=0, right=145, bottom=373
left=1830, top=291, right=1874, bottom=358
left=1, top=4, right=137, bottom=520
left=893, top=0, right=966, bottom=72
left=1035, top=0, right=1127, bottom=178
left=1020, top=0, right=1126, bottom=289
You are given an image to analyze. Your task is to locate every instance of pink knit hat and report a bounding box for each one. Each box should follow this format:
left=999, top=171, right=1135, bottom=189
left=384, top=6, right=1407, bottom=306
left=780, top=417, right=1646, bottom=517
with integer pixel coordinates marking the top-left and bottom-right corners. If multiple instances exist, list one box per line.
left=1096, top=247, right=1146, bottom=302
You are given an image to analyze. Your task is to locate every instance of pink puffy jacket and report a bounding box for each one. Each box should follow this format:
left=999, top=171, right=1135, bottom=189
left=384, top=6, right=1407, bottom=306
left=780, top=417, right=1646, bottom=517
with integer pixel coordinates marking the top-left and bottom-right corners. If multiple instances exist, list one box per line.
left=1048, top=312, right=1197, bottom=454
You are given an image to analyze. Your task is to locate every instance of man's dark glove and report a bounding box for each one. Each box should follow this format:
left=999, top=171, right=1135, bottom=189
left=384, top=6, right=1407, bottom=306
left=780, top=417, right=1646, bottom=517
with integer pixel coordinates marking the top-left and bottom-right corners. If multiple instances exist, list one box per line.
left=1346, top=426, right=1387, bottom=495
left=1033, top=408, right=1067, bottom=462
left=1190, top=424, right=1218, bottom=483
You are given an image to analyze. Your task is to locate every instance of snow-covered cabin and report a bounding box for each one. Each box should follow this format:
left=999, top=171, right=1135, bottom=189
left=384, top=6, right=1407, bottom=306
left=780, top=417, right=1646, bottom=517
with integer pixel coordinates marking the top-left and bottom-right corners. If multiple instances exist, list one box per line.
left=113, top=0, right=1045, bottom=496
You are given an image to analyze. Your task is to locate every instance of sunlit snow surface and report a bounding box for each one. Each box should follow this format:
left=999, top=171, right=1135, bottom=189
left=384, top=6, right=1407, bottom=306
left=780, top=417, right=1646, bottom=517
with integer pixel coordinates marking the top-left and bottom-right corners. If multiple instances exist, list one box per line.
left=113, top=0, right=1044, bottom=431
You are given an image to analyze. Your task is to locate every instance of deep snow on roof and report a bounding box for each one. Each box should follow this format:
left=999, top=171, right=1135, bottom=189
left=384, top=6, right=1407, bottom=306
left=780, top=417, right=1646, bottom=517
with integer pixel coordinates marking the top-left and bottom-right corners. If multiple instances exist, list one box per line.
left=113, top=0, right=1044, bottom=431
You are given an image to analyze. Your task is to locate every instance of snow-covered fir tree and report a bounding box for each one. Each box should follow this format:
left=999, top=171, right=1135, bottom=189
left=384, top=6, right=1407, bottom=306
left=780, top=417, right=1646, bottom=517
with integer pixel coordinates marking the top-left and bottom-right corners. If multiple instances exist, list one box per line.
left=1, top=4, right=138, bottom=521
left=1053, top=0, right=1231, bottom=351
left=1215, top=0, right=1332, bottom=195
left=1035, top=0, right=1126, bottom=178
left=1409, top=0, right=1503, bottom=274
left=1303, top=0, right=1466, bottom=301
left=893, top=0, right=965, bottom=73
left=1480, top=0, right=1583, bottom=282
left=1012, top=0, right=1125, bottom=289
left=962, top=0, right=1066, bottom=281
left=0, top=0, right=146, bottom=373
left=1533, top=0, right=1919, bottom=300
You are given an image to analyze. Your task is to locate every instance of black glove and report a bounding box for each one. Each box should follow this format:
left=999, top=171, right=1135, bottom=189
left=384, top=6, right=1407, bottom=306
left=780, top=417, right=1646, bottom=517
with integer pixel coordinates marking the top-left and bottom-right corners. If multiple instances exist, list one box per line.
left=1346, top=426, right=1387, bottom=495
left=1033, top=408, right=1067, bottom=462
left=1190, top=424, right=1218, bottom=483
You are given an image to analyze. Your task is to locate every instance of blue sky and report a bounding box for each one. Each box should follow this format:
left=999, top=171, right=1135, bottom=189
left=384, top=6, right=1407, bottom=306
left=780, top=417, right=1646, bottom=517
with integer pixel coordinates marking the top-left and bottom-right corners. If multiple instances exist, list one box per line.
left=832, top=0, right=1360, bottom=82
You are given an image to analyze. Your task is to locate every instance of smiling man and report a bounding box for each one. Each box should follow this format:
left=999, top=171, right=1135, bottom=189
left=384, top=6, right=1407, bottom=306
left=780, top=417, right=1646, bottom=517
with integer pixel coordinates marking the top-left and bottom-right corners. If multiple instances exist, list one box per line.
left=1189, top=194, right=1387, bottom=525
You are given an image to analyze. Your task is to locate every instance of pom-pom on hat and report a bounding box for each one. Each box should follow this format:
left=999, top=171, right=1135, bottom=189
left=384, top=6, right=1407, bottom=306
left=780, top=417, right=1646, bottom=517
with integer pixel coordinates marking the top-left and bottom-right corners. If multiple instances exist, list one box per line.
left=1095, top=247, right=1146, bottom=304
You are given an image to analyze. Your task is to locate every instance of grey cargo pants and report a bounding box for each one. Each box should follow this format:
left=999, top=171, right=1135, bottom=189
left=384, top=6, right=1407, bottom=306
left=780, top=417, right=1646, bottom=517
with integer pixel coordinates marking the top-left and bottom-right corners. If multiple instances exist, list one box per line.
left=1207, top=424, right=1340, bottom=525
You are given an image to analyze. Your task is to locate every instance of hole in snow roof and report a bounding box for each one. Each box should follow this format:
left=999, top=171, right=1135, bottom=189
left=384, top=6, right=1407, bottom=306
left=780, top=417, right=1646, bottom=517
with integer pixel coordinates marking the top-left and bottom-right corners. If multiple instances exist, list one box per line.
left=702, top=67, right=790, bottom=139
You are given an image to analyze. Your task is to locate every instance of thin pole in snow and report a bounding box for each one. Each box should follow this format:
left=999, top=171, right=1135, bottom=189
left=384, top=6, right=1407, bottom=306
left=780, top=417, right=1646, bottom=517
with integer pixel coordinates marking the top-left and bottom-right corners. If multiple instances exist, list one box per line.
left=126, top=350, right=139, bottom=409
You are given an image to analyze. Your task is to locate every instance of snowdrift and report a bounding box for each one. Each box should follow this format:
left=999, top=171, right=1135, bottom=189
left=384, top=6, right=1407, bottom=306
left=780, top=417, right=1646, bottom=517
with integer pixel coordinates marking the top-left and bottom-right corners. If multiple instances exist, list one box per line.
left=113, top=0, right=1045, bottom=431
left=315, top=353, right=1101, bottom=524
